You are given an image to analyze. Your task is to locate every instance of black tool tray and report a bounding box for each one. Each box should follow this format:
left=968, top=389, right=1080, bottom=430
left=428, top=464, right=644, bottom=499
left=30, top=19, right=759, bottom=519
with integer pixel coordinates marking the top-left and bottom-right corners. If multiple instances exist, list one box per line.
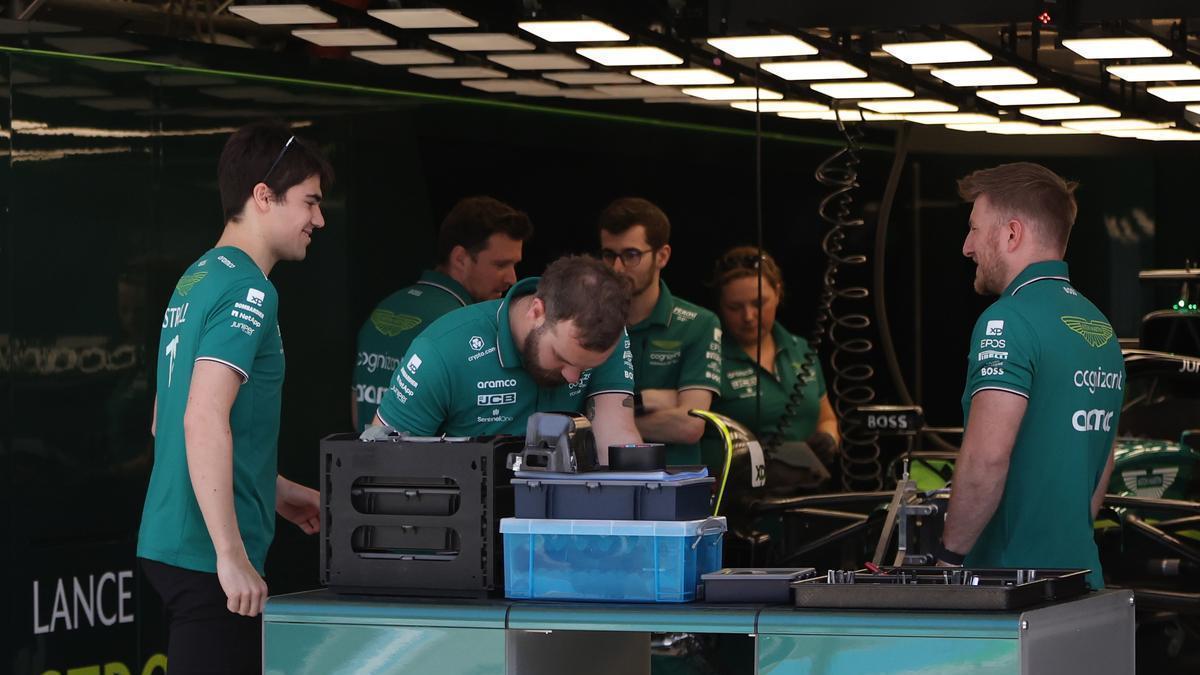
left=703, top=568, right=817, bottom=603
left=791, top=567, right=1090, bottom=611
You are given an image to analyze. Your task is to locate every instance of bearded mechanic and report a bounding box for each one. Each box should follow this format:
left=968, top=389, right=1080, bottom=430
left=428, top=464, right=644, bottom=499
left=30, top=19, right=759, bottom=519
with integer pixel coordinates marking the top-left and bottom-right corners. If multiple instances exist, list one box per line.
left=372, top=255, right=641, bottom=460
left=352, top=196, right=532, bottom=430
left=938, top=162, right=1124, bottom=590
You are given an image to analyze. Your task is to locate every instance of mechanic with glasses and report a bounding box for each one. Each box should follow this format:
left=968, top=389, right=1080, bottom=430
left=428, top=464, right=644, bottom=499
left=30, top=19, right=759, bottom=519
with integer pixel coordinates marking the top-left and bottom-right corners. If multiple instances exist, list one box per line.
left=598, top=197, right=723, bottom=466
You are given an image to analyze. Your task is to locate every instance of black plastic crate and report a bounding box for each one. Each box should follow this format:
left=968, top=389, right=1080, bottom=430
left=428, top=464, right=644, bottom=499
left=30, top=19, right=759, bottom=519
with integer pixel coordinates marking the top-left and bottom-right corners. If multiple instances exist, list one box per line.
left=320, top=433, right=519, bottom=597
left=512, top=476, right=713, bottom=520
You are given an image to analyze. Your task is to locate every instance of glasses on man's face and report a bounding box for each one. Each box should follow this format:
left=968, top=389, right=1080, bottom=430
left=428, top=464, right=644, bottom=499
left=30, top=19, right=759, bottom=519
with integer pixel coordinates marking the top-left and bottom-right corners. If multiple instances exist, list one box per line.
left=261, top=135, right=295, bottom=185
left=599, top=247, right=654, bottom=267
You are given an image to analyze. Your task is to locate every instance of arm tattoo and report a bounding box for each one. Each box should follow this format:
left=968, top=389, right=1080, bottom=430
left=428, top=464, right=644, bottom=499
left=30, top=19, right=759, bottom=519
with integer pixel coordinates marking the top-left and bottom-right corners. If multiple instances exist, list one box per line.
left=585, top=396, right=597, bottom=421
left=621, top=395, right=634, bottom=409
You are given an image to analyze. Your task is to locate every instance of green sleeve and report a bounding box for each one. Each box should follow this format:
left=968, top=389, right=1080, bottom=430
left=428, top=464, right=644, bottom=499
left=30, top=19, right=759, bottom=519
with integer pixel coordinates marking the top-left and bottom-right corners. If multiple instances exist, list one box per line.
left=195, top=281, right=276, bottom=382
left=964, top=303, right=1037, bottom=399
left=585, top=329, right=635, bottom=396
left=376, top=335, right=452, bottom=435
left=678, top=313, right=723, bottom=393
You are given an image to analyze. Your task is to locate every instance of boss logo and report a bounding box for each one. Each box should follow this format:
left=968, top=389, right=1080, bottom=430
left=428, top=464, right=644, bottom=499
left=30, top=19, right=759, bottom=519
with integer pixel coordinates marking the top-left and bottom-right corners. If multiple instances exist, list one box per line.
left=477, top=392, right=517, bottom=406
left=867, top=414, right=909, bottom=430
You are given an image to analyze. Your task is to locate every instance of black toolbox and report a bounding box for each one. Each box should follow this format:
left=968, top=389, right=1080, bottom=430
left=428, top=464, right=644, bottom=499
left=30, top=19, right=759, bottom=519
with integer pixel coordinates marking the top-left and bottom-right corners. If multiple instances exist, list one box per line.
left=320, top=433, right=519, bottom=597
left=512, top=475, right=714, bottom=520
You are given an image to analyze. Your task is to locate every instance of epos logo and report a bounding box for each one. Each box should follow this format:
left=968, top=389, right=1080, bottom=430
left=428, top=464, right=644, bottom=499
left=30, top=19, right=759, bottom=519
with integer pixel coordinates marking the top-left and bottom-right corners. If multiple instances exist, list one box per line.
left=1072, top=409, right=1113, bottom=432
left=986, top=320, right=1005, bottom=336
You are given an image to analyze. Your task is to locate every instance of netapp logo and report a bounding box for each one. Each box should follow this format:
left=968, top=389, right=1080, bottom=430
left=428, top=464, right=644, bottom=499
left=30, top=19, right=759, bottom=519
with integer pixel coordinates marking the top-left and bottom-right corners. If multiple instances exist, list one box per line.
left=477, top=392, right=517, bottom=406
left=1073, top=368, right=1123, bottom=394
left=478, top=379, right=518, bottom=389
left=1072, top=409, right=1114, bottom=432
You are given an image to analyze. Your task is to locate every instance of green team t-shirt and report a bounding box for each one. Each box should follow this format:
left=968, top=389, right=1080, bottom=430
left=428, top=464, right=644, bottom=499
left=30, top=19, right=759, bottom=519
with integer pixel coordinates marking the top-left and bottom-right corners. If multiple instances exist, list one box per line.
left=354, top=270, right=470, bottom=431
left=960, top=260, right=1124, bottom=589
left=711, top=323, right=826, bottom=443
left=138, top=246, right=284, bottom=575
left=376, top=277, right=635, bottom=437
left=628, top=281, right=723, bottom=465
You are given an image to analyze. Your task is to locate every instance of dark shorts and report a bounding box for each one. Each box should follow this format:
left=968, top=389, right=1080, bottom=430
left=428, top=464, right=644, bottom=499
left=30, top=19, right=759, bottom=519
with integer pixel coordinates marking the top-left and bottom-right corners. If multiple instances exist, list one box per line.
left=140, top=557, right=262, bottom=675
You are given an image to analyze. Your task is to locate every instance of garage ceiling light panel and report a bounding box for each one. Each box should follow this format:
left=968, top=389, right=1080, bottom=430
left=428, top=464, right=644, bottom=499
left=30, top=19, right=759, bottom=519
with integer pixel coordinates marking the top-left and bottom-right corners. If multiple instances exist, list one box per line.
left=352, top=49, right=452, bottom=66
left=762, top=60, right=866, bottom=81
left=707, top=35, right=817, bottom=58
left=881, top=40, right=992, bottom=65
left=858, top=98, right=956, bottom=113
left=1148, top=85, right=1200, bottom=102
left=430, top=33, right=535, bottom=52
left=576, top=46, right=683, bottom=66
left=1106, top=63, right=1200, bottom=82
left=730, top=100, right=828, bottom=112
left=931, top=66, right=1036, bottom=87
left=544, top=72, right=638, bottom=85
left=518, top=21, right=628, bottom=42
left=368, top=8, right=477, bottom=29
left=1019, top=104, right=1120, bottom=120
left=631, top=68, right=733, bottom=86
left=291, top=29, right=395, bottom=47
left=811, top=81, right=914, bottom=99
left=1061, top=37, right=1172, bottom=60
left=682, top=86, right=782, bottom=101
left=408, top=66, right=507, bottom=79
left=976, top=87, right=1079, bottom=106
left=487, top=53, right=589, bottom=70
left=229, top=4, right=335, bottom=25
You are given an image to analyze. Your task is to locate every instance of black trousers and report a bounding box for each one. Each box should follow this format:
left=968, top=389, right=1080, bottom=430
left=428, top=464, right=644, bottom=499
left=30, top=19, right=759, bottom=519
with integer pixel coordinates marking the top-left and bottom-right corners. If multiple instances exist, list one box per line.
left=140, top=558, right=262, bottom=675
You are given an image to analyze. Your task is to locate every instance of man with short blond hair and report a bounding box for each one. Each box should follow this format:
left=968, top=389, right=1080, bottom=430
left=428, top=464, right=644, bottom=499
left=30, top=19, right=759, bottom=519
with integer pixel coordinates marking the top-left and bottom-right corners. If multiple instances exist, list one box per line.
left=938, top=162, right=1123, bottom=590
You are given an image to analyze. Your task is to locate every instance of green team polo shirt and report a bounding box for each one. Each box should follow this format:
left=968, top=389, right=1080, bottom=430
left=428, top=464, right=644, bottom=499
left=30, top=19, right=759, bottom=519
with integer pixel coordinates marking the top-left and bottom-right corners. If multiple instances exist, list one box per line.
left=377, top=277, right=635, bottom=437
left=961, top=260, right=1124, bottom=589
left=353, top=270, right=470, bottom=431
left=138, top=246, right=284, bottom=575
left=628, top=281, right=723, bottom=465
left=711, top=323, right=826, bottom=443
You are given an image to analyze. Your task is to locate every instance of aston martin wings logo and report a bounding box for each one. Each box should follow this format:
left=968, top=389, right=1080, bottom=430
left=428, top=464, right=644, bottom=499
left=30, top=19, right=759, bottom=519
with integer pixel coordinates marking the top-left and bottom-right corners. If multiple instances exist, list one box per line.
left=175, top=271, right=207, bottom=296
left=371, top=309, right=422, bottom=337
left=1060, top=316, right=1114, bottom=348
left=1121, top=468, right=1178, bottom=499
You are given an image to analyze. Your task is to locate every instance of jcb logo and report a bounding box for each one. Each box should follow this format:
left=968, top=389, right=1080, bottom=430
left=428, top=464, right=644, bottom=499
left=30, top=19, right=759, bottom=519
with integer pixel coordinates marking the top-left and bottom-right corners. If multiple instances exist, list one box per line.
left=477, top=392, right=517, bottom=406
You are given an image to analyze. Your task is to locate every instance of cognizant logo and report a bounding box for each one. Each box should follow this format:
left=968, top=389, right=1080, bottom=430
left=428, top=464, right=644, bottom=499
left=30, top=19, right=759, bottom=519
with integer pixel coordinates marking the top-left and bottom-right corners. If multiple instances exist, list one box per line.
left=1072, top=409, right=1113, bottom=432
left=1073, top=367, right=1122, bottom=394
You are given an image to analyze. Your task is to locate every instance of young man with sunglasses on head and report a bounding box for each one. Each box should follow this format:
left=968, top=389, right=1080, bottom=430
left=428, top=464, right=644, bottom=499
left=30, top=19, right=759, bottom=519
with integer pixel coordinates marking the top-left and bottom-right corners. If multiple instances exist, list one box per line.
left=352, top=196, right=532, bottom=431
left=137, top=122, right=333, bottom=674
left=598, top=197, right=723, bottom=466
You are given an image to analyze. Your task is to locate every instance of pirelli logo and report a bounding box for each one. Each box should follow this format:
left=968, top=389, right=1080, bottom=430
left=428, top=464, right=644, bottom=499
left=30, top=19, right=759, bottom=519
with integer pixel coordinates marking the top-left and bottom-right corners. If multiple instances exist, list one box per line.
left=477, top=392, right=517, bottom=406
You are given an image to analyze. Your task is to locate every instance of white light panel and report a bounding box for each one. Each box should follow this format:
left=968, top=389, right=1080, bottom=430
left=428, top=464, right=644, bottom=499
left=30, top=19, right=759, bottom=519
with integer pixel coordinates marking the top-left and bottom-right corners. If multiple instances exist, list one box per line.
left=291, top=29, right=395, bottom=47
left=976, top=87, right=1079, bottom=106
left=1061, top=37, right=1172, bottom=60
left=1148, top=85, right=1200, bottom=102
left=560, top=89, right=616, bottom=99
left=858, top=98, right=956, bottom=113
left=408, top=66, right=507, bottom=79
left=518, top=20, right=628, bottom=42
left=946, top=121, right=1085, bottom=135
left=681, top=86, right=782, bottom=101
left=1133, top=129, right=1200, bottom=141
left=486, top=53, right=589, bottom=70
left=880, top=40, right=992, bottom=65
left=1188, top=104, right=1200, bottom=115
left=810, top=81, right=914, bottom=99
left=779, top=110, right=904, bottom=121
left=931, top=66, right=1036, bottom=87
left=430, top=33, right=534, bottom=52
left=352, top=49, right=452, bottom=66
left=762, top=60, right=867, bottom=81
left=368, top=8, right=477, bottom=29
left=593, top=85, right=682, bottom=99
left=229, top=4, right=335, bottom=25
left=707, top=35, right=817, bottom=58
left=630, top=68, right=733, bottom=85
left=1061, top=118, right=1172, bottom=131
left=1019, top=104, right=1120, bottom=120
left=904, top=112, right=999, bottom=125
left=730, top=100, right=828, bottom=113
left=462, top=79, right=561, bottom=96
left=1106, top=63, right=1200, bottom=82
left=543, top=72, right=638, bottom=85
left=576, top=46, right=682, bottom=66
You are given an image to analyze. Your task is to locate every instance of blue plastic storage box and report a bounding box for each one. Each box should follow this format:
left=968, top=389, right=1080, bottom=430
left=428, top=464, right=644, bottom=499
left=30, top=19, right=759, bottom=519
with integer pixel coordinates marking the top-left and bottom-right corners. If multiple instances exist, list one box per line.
left=500, top=516, right=726, bottom=602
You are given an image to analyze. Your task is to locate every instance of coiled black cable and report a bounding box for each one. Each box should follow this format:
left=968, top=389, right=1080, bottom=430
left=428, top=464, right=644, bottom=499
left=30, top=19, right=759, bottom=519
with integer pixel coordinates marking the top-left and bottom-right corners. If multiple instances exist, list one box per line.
left=815, top=119, right=882, bottom=491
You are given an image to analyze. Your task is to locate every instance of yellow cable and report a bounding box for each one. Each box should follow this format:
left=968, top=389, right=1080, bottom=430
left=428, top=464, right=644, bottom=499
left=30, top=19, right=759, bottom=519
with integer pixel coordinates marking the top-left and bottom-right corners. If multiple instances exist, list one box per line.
left=688, top=409, right=735, bottom=516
